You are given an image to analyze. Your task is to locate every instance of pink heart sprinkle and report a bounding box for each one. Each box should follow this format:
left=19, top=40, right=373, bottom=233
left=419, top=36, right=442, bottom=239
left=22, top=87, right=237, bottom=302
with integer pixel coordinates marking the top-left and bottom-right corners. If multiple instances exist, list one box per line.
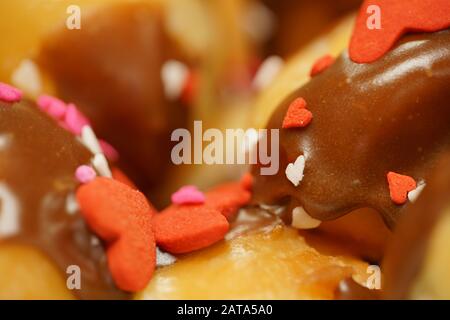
left=75, top=165, right=97, bottom=184
left=171, top=185, right=206, bottom=205
left=99, top=140, right=120, bottom=162
left=37, top=95, right=67, bottom=119
left=64, top=103, right=90, bottom=135
left=0, top=82, right=22, bottom=103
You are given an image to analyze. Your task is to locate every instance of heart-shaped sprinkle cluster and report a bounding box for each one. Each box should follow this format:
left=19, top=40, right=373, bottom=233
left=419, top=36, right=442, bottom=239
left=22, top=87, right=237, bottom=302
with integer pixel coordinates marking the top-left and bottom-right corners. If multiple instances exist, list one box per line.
left=349, top=0, right=450, bottom=63
left=76, top=177, right=156, bottom=292
left=282, top=97, right=313, bottom=129
left=76, top=175, right=251, bottom=290
left=153, top=181, right=251, bottom=254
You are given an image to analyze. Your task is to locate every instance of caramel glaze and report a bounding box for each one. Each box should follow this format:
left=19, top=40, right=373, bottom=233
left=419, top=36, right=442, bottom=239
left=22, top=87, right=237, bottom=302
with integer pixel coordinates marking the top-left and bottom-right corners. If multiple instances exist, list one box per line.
left=38, top=3, right=189, bottom=202
left=0, top=100, right=128, bottom=299
left=252, top=30, right=450, bottom=229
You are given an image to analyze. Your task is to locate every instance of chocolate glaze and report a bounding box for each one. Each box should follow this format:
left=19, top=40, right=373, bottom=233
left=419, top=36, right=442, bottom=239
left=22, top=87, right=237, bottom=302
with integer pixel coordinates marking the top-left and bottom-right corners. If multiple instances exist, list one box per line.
left=382, top=153, right=450, bottom=299
left=335, top=278, right=379, bottom=300
left=335, top=153, right=450, bottom=300
left=38, top=3, right=188, bottom=200
left=0, top=100, right=127, bottom=299
left=227, top=206, right=283, bottom=240
left=252, top=30, right=450, bottom=228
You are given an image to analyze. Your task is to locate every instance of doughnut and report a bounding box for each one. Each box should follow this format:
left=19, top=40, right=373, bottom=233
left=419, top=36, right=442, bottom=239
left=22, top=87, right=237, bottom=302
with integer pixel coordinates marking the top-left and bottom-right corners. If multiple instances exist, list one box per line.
left=247, top=0, right=361, bottom=57
left=1, top=0, right=450, bottom=301
left=250, top=0, right=450, bottom=297
left=137, top=220, right=369, bottom=300
left=251, top=24, right=450, bottom=228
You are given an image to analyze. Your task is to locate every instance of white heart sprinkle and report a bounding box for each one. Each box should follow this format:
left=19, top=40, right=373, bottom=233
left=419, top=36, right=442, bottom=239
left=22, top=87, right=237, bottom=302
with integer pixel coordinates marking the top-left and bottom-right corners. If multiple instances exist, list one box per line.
left=11, top=59, right=42, bottom=97
left=291, top=206, right=321, bottom=230
left=252, top=56, right=284, bottom=91
left=408, top=181, right=426, bottom=203
left=285, top=155, right=305, bottom=186
left=161, top=60, right=189, bottom=100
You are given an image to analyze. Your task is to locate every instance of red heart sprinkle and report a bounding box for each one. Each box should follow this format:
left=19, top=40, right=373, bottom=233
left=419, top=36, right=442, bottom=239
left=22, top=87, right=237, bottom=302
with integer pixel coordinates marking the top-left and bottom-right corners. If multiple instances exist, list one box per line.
left=152, top=206, right=229, bottom=254
left=205, top=182, right=251, bottom=220
left=310, top=54, right=335, bottom=77
left=152, top=181, right=251, bottom=254
left=76, top=177, right=156, bottom=292
left=181, top=71, right=198, bottom=105
left=282, top=98, right=313, bottom=129
left=350, top=0, right=450, bottom=63
left=240, top=172, right=254, bottom=191
left=387, top=172, right=417, bottom=205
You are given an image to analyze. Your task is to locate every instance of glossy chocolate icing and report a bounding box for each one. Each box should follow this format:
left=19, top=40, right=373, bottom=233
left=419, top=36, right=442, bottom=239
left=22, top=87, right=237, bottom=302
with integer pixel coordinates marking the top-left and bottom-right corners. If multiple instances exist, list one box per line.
left=0, top=99, right=127, bottom=299
left=227, top=206, right=283, bottom=240
left=252, top=30, right=450, bottom=228
left=382, top=153, right=450, bottom=299
left=335, top=153, right=450, bottom=299
left=38, top=3, right=188, bottom=199
left=335, top=278, right=378, bottom=300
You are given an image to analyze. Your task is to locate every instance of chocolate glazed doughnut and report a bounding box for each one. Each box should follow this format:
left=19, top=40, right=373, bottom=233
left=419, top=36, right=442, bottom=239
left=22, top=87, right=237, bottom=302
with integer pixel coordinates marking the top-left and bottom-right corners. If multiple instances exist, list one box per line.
left=38, top=3, right=189, bottom=197
left=0, top=100, right=127, bottom=299
left=252, top=30, right=450, bottom=228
